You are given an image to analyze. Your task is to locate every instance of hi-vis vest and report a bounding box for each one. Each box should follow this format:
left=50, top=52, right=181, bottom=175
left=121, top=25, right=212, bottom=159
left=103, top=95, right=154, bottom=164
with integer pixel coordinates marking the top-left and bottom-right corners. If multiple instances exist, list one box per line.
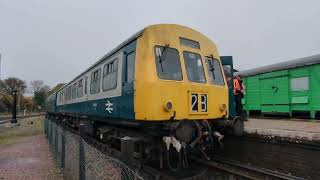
left=233, top=79, right=240, bottom=95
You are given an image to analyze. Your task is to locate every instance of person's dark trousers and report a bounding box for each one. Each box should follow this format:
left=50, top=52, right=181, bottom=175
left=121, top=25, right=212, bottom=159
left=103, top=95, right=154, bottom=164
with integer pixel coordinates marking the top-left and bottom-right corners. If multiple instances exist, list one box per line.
left=234, top=94, right=243, bottom=116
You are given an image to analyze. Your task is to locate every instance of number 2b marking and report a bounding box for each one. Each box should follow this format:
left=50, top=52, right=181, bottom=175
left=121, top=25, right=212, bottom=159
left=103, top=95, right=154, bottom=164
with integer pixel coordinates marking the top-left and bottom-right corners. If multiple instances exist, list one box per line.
left=191, top=94, right=207, bottom=112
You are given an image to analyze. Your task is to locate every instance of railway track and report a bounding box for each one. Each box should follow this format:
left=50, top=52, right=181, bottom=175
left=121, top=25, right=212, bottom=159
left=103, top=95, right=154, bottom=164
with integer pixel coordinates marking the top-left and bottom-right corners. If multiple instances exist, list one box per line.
left=0, top=113, right=44, bottom=124
left=190, top=156, right=305, bottom=180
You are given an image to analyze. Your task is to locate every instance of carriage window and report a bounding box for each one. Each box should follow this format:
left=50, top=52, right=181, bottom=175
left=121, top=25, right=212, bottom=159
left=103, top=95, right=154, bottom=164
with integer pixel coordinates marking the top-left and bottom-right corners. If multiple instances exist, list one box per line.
left=61, top=91, right=64, bottom=103
left=154, top=46, right=182, bottom=81
left=223, top=65, right=232, bottom=88
left=102, top=58, right=118, bottom=91
left=77, top=79, right=83, bottom=98
left=84, top=77, right=88, bottom=94
left=206, top=57, right=225, bottom=86
left=126, top=52, right=135, bottom=83
left=71, top=83, right=77, bottom=99
left=291, top=77, right=309, bottom=91
left=90, top=69, right=101, bottom=94
left=64, top=89, right=67, bottom=101
left=183, top=51, right=206, bottom=83
left=67, top=86, right=71, bottom=100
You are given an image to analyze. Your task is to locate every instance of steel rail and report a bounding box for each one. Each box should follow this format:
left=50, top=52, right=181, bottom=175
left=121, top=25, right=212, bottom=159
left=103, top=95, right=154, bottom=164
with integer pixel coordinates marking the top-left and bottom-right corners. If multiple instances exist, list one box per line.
left=190, top=156, right=306, bottom=180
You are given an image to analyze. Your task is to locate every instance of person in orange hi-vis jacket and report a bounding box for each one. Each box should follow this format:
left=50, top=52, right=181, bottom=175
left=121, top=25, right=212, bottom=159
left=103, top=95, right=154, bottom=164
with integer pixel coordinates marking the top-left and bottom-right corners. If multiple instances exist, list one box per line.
left=234, top=75, right=244, bottom=116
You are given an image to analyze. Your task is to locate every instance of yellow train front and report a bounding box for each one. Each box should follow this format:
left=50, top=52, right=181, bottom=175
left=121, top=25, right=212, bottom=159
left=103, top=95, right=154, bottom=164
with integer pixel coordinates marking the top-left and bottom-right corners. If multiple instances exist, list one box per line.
left=134, top=24, right=229, bottom=160
left=135, top=24, right=228, bottom=121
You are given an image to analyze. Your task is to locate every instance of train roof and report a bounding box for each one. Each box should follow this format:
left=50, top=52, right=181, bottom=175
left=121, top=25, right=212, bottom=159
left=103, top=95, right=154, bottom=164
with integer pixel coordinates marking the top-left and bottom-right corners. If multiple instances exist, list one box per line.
left=238, top=54, right=320, bottom=77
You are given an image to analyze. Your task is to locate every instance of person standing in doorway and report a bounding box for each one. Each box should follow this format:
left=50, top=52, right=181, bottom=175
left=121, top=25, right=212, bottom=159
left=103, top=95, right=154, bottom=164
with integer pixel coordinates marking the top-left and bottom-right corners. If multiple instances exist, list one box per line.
left=234, top=75, right=244, bottom=116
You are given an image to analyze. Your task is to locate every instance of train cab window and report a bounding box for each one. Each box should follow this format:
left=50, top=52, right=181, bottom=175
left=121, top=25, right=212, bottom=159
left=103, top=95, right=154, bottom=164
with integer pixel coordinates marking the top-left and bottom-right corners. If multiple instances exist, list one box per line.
left=154, top=46, right=182, bottom=81
left=205, top=57, right=225, bottom=86
left=77, top=79, right=83, bottom=98
left=90, top=69, right=101, bottom=94
left=183, top=51, right=206, bottom=83
left=126, top=52, right=135, bottom=83
left=71, top=83, right=77, bottom=99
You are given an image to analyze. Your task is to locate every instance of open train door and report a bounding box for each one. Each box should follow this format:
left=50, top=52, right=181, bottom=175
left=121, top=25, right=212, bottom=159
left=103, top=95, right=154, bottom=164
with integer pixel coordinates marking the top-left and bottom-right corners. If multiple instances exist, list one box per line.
left=220, top=56, right=244, bottom=136
left=220, top=56, right=236, bottom=118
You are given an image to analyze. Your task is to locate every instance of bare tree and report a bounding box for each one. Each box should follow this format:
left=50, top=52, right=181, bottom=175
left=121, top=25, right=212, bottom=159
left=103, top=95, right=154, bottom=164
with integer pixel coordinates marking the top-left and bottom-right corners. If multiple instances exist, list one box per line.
left=30, top=80, right=44, bottom=93
left=3, top=77, right=27, bottom=94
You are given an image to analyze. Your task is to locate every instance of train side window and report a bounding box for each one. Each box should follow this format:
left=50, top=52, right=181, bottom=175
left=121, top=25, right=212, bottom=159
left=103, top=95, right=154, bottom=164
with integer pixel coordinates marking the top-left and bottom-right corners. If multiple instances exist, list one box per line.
left=71, top=82, right=77, bottom=99
left=61, top=91, right=64, bottom=103
left=223, top=65, right=232, bottom=88
left=84, top=77, right=88, bottom=94
left=154, top=46, right=182, bottom=81
left=206, top=57, right=225, bottom=86
left=90, top=69, right=101, bottom=94
left=102, top=58, right=118, bottom=91
left=126, top=52, right=135, bottom=83
left=67, top=86, right=71, bottom=100
left=183, top=51, right=206, bottom=83
left=291, top=77, right=309, bottom=91
left=64, top=89, right=67, bottom=101
left=77, top=79, right=83, bottom=98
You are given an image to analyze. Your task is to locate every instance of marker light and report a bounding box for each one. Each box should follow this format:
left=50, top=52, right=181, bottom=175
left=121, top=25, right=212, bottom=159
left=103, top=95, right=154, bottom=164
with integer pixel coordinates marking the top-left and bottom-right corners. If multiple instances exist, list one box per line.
left=220, top=104, right=227, bottom=112
left=164, top=101, right=173, bottom=112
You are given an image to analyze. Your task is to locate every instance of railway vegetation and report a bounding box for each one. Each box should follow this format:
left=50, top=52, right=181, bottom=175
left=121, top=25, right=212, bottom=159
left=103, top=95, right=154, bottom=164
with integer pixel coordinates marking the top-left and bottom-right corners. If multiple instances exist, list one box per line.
left=0, top=116, right=44, bottom=145
left=0, top=77, right=64, bottom=115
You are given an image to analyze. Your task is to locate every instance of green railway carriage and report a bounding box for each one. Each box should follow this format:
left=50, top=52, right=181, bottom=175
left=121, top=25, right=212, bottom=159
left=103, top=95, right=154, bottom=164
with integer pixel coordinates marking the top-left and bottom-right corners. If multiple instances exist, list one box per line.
left=239, top=54, right=320, bottom=119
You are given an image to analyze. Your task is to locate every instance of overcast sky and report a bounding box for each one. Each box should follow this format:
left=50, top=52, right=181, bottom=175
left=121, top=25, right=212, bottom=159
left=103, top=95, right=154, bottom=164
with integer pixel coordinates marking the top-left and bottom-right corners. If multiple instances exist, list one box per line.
left=1, top=0, right=320, bottom=88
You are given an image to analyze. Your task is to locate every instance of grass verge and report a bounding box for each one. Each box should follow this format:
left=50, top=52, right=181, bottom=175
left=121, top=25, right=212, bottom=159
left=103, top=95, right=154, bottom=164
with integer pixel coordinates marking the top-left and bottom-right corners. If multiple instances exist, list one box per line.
left=0, top=116, right=44, bottom=145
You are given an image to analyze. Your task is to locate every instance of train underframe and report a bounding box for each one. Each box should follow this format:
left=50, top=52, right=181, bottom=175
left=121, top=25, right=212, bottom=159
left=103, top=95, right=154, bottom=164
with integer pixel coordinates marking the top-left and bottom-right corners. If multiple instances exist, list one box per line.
left=46, top=113, right=244, bottom=172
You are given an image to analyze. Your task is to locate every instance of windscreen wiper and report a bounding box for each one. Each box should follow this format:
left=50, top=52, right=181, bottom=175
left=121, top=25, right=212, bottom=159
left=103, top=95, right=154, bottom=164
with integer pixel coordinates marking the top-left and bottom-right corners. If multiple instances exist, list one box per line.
left=207, top=55, right=215, bottom=79
left=158, top=44, right=170, bottom=72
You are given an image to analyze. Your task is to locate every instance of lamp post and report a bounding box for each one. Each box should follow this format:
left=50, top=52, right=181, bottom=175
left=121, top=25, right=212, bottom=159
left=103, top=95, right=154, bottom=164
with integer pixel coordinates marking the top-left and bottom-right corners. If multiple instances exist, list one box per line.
left=11, top=90, right=18, bottom=123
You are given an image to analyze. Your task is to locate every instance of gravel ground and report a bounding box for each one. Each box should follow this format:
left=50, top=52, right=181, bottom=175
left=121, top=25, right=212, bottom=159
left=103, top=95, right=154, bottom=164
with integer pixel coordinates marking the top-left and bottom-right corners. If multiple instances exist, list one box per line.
left=0, top=116, right=63, bottom=180
left=0, top=134, right=63, bottom=180
left=245, top=118, right=320, bottom=141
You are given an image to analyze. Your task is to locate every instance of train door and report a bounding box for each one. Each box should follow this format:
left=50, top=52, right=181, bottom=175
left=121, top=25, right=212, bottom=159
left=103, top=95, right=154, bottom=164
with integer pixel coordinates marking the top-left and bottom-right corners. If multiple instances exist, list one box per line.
left=220, top=56, right=236, bottom=118
left=261, top=78, right=274, bottom=105
left=121, top=51, right=136, bottom=119
left=260, top=71, right=290, bottom=113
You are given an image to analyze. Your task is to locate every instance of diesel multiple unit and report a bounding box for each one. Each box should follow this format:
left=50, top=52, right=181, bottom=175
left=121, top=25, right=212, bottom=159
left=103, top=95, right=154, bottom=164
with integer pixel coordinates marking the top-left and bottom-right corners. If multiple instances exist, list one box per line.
left=46, top=24, right=234, bottom=170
